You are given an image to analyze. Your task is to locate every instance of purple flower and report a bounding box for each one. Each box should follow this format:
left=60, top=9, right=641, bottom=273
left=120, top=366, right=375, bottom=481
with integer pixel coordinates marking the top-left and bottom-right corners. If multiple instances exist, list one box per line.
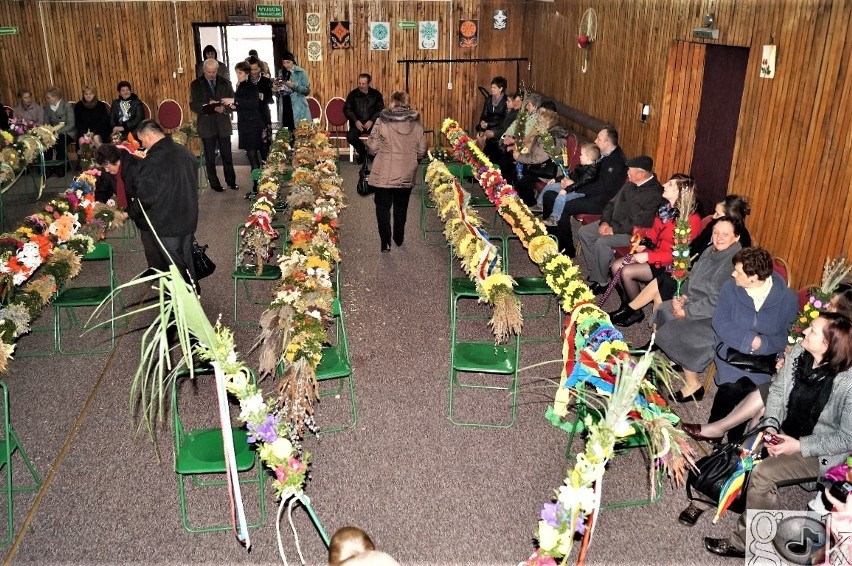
left=540, top=502, right=562, bottom=527
left=575, top=513, right=586, bottom=535
left=247, top=414, right=279, bottom=443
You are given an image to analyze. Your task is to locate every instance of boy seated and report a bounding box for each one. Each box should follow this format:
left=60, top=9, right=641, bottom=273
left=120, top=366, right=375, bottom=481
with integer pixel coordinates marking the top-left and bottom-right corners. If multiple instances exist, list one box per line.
left=533, top=142, right=601, bottom=226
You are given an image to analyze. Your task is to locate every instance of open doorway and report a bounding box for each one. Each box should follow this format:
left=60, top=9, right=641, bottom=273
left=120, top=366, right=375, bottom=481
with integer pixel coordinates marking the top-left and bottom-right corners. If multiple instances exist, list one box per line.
left=193, top=23, right=288, bottom=122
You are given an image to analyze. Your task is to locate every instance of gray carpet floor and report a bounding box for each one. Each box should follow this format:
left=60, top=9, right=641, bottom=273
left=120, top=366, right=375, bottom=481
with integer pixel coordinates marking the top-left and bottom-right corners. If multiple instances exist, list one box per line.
left=0, top=156, right=811, bottom=565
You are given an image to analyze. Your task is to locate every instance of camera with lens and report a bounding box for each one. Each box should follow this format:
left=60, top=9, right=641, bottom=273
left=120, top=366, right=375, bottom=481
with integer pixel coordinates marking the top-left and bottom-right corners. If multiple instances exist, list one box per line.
left=828, top=480, right=852, bottom=504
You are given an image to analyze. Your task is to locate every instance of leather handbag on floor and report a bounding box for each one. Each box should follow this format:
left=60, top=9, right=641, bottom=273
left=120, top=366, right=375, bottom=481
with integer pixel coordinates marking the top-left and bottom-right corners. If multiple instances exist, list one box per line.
left=715, top=343, right=778, bottom=374
left=356, top=160, right=373, bottom=196
left=685, top=423, right=770, bottom=513
left=191, top=239, right=216, bottom=280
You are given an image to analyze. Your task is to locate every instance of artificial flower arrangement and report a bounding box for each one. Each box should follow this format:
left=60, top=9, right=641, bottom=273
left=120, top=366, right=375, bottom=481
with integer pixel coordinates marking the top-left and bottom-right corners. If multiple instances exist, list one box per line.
left=76, top=132, right=96, bottom=170
left=788, top=257, right=852, bottom=344
left=669, top=186, right=697, bottom=296
left=440, top=118, right=696, bottom=565
left=425, top=159, right=522, bottom=342
left=0, top=168, right=124, bottom=371
left=253, top=122, right=345, bottom=439
left=171, top=121, right=199, bottom=146
left=0, top=122, right=62, bottom=188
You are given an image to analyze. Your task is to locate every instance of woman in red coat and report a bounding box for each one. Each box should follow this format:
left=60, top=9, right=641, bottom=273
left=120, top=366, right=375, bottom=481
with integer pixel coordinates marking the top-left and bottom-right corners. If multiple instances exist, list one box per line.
left=608, top=173, right=702, bottom=326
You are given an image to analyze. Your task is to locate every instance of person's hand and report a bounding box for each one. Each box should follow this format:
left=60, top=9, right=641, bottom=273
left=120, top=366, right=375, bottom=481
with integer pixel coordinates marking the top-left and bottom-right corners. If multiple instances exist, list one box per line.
left=673, top=305, right=686, bottom=319
left=480, top=120, right=488, bottom=129
left=285, top=80, right=296, bottom=89
left=634, top=245, right=647, bottom=253
left=258, top=92, right=264, bottom=101
left=558, top=189, right=567, bottom=196
left=512, top=150, right=520, bottom=160
left=484, top=130, right=494, bottom=139
left=672, top=295, right=687, bottom=309
left=364, top=120, right=373, bottom=130
left=112, top=126, right=124, bottom=132
left=750, top=335, right=763, bottom=352
left=355, top=120, right=364, bottom=131
left=598, top=222, right=613, bottom=236
left=767, top=434, right=800, bottom=457
left=825, top=488, right=850, bottom=512
left=220, top=97, right=234, bottom=105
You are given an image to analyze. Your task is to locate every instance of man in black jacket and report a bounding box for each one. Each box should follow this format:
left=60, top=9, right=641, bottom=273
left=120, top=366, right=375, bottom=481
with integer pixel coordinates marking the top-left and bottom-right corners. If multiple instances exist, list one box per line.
left=578, top=155, right=664, bottom=292
left=190, top=59, right=237, bottom=192
left=248, top=56, right=275, bottom=160
left=135, top=120, right=199, bottom=290
left=344, top=74, right=384, bottom=163
left=548, top=125, right=627, bottom=256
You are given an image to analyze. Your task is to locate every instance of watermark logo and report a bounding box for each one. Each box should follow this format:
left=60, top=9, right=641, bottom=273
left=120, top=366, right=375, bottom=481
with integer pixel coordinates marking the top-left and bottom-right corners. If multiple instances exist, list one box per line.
left=746, top=510, right=852, bottom=565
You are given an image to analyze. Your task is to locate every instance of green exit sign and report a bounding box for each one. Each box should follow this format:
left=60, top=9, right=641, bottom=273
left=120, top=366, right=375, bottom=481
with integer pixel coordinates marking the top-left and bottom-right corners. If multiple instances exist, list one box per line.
left=397, top=20, right=416, bottom=29
left=0, top=27, right=18, bottom=36
left=256, top=5, right=283, bottom=19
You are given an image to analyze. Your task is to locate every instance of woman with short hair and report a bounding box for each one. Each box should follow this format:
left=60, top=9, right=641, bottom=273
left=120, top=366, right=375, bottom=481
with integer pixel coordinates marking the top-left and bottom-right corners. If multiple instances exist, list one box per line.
left=110, top=81, right=144, bottom=139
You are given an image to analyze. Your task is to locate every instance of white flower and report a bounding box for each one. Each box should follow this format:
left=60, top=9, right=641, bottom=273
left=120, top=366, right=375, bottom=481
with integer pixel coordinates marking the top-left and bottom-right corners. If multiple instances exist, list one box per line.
left=307, top=309, right=322, bottom=320
left=557, top=484, right=597, bottom=514
left=239, top=393, right=265, bottom=420
left=270, top=437, right=293, bottom=460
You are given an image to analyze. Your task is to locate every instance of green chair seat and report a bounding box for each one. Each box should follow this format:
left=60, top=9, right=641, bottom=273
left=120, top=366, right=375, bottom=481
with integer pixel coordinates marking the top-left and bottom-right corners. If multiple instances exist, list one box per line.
left=233, top=264, right=282, bottom=280
left=54, top=285, right=113, bottom=306
left=175, top=428, right=255, bottom=475
left=514, top=276, right=552, bottom=295
left=452, top=341, right=517, bottom=373
left=451, top=277, right=479, bottom=297
left=316, top=346, right=352, bottom=380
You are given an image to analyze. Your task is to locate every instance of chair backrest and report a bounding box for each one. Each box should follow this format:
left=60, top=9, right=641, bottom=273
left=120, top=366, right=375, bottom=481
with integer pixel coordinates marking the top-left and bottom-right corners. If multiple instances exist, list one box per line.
left=142, top=101, right=152, bottom=121
left=699, top=214, right=714, bottom=231
left=3, top=105, right=12, bottom=119
left=772, top=256, right=790, bottom=287
left=157, top=99, right=183, bottom=130
left=325, top=97, right=347, bottom=129
left=306, top=96, right=322, bottom=124
left=797, top=286, right=813, bottom=311
left=564, top=133, right=580, bottom=172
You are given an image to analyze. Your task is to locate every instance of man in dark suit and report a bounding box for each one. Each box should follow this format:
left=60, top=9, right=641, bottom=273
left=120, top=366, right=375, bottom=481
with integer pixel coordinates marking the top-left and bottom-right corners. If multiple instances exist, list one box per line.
left=248, top=56, right=274, bottom=160
left=578, top=155, right=664, bottom=292
left=547, top=125, right=627, bottom=256
left=189, top=59, right=236, bottom=192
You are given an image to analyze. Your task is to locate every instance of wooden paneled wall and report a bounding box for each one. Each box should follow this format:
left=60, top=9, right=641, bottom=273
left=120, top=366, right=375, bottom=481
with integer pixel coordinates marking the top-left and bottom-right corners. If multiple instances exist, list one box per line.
left=525, top=0, right=852, bottom=287
left=0, top=0, right=526, bottom=139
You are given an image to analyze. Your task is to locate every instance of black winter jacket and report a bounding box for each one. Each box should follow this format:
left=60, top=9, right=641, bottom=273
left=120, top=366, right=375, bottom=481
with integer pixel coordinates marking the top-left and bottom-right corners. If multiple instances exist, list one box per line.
left=344, top=88, right=384, bottom=126
left=135, top=137, right=198, bottom=236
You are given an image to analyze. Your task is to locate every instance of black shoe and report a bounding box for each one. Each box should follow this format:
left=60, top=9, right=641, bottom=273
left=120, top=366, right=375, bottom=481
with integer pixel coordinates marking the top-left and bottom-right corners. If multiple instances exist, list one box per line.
left=588, top=281, right=607, bottom=295
left=393, top=235, right=404, bottom=247
left=704, top=538, right=745, bottom=559
left=244, top=192, right=257, bottom=200
left=613, top=308, right=645, bottom=327
left=607, top=304, right=630, bottom=320
left=210, top=185, right=224, bottom=192
left=381, top=243, right=391, bottom=253
left=671, top=386, right=705, bottom=403
left=229, top=185, right=239, bottom=191
left=678, top=503, right=706, bottom=527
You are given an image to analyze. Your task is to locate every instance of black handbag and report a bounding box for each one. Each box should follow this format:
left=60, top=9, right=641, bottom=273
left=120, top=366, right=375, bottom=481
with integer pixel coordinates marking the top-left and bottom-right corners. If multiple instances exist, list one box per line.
left=191, top=239, right=216, bottom=280
left=685, top=424, right=768, bottom=513
left=715, top=343, right=777, bottom=374
left=356, top=160, right=373, bottom=196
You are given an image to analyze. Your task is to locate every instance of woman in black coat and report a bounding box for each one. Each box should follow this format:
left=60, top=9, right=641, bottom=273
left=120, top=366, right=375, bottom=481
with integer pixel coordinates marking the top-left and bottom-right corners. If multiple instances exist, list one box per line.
left=75, top=85, right=112, bottom=146
left=223, top=61, right=264, bottom=193
left=110, top=81, right=144, bottom=140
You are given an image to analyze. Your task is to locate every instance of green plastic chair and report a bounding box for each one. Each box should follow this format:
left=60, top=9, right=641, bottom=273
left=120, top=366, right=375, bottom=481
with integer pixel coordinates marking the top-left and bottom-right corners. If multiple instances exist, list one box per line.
left=105, top=220, right=139, bottom=253
left=311, top=297, right=357, bottom=434
left=53, top=242, right=120, bottom=355
left=1, top=381, right=42, bottom=547
left=172, top=367, right=266, bottom=533
left=233, top=224, right=282, bottom=327
left=504, top=235, right=563, bottom=342
left=447, top=236, right=505, bottom=320
left=564, top=382, right=662, bottom=509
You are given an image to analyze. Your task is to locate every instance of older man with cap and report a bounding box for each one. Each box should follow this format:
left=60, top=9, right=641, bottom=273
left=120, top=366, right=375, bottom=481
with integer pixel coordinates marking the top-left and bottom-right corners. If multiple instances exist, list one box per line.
left=578, top=155, right=664, bottom=294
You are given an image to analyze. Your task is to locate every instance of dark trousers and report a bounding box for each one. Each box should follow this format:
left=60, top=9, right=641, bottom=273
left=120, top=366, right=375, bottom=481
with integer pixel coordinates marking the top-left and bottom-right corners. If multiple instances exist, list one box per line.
left=514, top=173, right=540, bottom=206
left=201, top=136, right=236, bottom=188
left=142, top=231, right=199, bottom=294
left=708, top=376, right=758, bottom=442
left=374, top=186, right=412, bottom=247
left=550, top=193, right=606, bottom=256
left=347, top=126, right=371, bottom=158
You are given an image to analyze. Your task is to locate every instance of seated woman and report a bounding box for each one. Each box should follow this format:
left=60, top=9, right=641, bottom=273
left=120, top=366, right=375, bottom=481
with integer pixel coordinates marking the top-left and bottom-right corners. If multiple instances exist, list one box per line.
left=511, top=107, right=565, bottom=207
left=682, top=284, right=852, bottom=443
left=619, top=194, right=753, bottom=317
left=608, top=173, right=702, bottom=326
left=650, top=219, right=742, bottom=399
left=74, top=85, right=112, bottom=147
left=703, top=312, right=852, bottom=559
left=44, top=86, right=76, bottom=176
left=109, top=81, right=144, bottom=140
left=474, top=76, right=508, bottom=163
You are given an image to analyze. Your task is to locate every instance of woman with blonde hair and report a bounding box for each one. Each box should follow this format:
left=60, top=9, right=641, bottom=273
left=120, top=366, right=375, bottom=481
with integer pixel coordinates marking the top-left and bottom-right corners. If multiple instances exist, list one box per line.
left=512, top=107, right=566, bottom=207
left=74, top=85, right=112, bottom=147
left=366, top=90, right=427, bottom=253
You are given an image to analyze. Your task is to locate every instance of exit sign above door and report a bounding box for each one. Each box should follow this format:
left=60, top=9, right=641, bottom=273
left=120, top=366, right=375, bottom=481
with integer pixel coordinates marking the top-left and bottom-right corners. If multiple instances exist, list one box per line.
left=256, top=5, right=283, bottom=19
